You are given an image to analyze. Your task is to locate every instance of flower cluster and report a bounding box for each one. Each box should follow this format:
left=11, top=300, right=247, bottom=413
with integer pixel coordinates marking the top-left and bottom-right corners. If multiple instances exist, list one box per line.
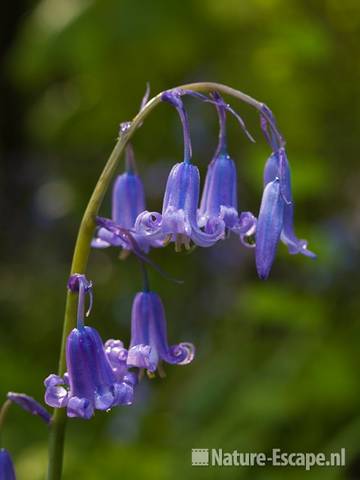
left=1, top=86, right=316, bottom=478
left=92, top=89, right=314, bottom=276
left=44, top=274, right=194, bottom=419
left=40, top=88, right=314, bottom=423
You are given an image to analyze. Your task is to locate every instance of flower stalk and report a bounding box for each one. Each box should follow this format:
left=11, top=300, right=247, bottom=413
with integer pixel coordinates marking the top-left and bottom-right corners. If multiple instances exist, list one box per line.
left=46, top=82, right=278, bottom=480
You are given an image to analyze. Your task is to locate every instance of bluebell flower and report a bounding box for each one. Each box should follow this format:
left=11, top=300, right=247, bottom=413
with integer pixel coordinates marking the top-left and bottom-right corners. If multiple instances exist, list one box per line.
left=136, top=161, right=224, bottom=250
left=135, top=91, right=224, bottom=250
left=0, top=449, right=16, bottom=480
left=44, top=274, right=136, bottom=419
left=198, top=92, right=257, bottom=246
left=92, top=145, right=162, bottom=253
left=256, top=106, right=316, bottom=278
left=263, top=148, right=316, bottom=258
left=255, top=178, right=285, bottom=279
left=7, top=392, right=51, bottom=424
left=127, top=291, right=195, bottom=373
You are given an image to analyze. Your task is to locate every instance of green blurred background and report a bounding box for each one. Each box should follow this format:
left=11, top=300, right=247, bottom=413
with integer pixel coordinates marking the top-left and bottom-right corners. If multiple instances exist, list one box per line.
left=1, top=0, right=360, bottom=479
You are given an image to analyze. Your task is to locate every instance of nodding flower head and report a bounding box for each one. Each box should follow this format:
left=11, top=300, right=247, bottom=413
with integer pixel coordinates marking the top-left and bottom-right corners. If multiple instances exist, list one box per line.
left=0, top=449, right=16, bottom=480
left=44, top=274, right=136, bottom=419
left=91, top=144, right=156, bottom=252
left=255, top=178, right=285, bottom=279
left=198, top=92, right=257, bottom=245
left=7, top=392, right=50, bottom=424
left=134, top=91, right=226, bottom=250
left=136, top=161, right=224, bottom=251
left=263, top=148, right=316, bottom=260
left=127, top=291, right=195, bottom=373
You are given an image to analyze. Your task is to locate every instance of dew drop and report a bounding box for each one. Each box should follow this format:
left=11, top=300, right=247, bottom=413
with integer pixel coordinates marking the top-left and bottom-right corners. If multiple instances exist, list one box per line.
left=119, top=121, right=132, bottom=135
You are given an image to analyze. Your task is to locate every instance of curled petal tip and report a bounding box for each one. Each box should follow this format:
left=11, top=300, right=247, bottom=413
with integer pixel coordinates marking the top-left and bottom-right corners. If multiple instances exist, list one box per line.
left=169, top=342, right=195, bottom=365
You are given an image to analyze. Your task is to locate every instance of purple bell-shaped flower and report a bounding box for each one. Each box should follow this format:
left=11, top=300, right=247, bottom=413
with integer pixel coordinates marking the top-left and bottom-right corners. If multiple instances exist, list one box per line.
left=0, top=449, right=16, bottom=480
left=127, top=291, right=195, bottom=373
left=92, top=144, right=160, bottom=253
left=44, top=274, right=136, bottom=419
left=263, top=148, right=316, bottom=258
left=198, top=93, right=256, bottom=245
left=255, top=178, right=285, bottom=279
left=255, top=107, right=316, bottom=279
left=135, top=91, right=224, bottom=251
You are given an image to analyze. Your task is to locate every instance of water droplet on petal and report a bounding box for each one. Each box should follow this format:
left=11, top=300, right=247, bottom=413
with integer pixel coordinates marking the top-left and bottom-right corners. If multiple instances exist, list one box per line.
left=119, top=121, right=132, bottom=135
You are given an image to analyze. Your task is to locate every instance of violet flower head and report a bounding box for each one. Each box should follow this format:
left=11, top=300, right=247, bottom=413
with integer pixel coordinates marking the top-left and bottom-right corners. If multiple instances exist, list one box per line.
left=136, top=161, right=224, bottom=250
left=263, top=148, right=316, bottom=259
left=44, top=274, right=136, bottom=419
left=135, top=91, right=224, bottom=250
left=256, top=106, right=315, bottom=279
left=92, top=144, right=157, bottom=252
left=127, top=291, right=195, bottom=373
left=198, top=92, right=257, bottom=245
left=255, top=178, right=285, bottom=279
left=7, top=392, right=51, bottom=424
left=0, top=449, right=16, bottom=480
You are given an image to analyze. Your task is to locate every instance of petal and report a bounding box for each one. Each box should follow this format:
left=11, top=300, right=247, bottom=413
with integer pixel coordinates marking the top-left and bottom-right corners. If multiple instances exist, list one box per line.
left=134, top=211, right=165, bottom=242
left=67, top=396, right=94, bottom=419
left=0, top=449, right=16, bottom=480
left=7, top=392, right=51, bottom=424
left=94, top=386, right=117, bottom=410
left=162, top=162, right=199, bottom=225
left=263, top=151, right=280, bottom=185
left=123, top=372, right=138, bottom=387
left=104, top=339, right=127, bottom=366
left=113, top=382, right=135, bottom=406
left=255, top=179, right=285, bottom=279
left=235, top=211, right=257, bottom=235
left=219, top=206, right=239, bottom=230
left=44, top=381, right=68, bottom=409
left=91, top=237, right=111, bottom=249
left=162, top=208, right=192, bottom=236
left=264, top=149, right=315, bottom=258
left=199, top=153, right=238, bottom=229
left=127, top=344, right=157, bottom=371
left=281, top=205, right=316, bottom=258
left=112, top=172, right=146, bottom=229
left=164, top=342, right=195, bottom=365
left=190, top=220, right=225, bottom=247
left=92, top=227, right=126, bottom=248
left=44, top=374, right=64, bottom=388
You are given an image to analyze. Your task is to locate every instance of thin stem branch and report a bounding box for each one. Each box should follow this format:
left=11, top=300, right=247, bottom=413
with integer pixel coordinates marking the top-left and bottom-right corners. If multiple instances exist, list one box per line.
left=139, top=260, right=150, bottom=292
left=46, top=82, right=272, bottom=480
left=0, top=400, right=12, bottom=447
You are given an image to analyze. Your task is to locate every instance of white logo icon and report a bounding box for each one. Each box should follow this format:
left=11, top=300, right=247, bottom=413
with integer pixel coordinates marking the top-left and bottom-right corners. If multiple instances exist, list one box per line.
left=192, top=449, right=209, bottom=466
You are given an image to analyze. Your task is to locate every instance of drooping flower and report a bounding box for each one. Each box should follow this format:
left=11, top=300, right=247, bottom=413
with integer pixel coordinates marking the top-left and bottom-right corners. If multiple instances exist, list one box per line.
left=7, top=392, right=51, bottom=424
left=127, top=291, right=195, bottom=372
left=0, top=449, right=16, bottom=480
left=44, top=274, right=136, bottom=419
left=134, top=90, right=224, bottom=250
left=136, top=161, right=225, bottom=250
left=92, top=145, right=162, bottom=253
left=255, top=178, right=285, bottom=279
left=198, top=92, right=257, bottom=245
left=255, top=106, right=316, bottom=278
left=263, top=148, right=316, bottom=258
